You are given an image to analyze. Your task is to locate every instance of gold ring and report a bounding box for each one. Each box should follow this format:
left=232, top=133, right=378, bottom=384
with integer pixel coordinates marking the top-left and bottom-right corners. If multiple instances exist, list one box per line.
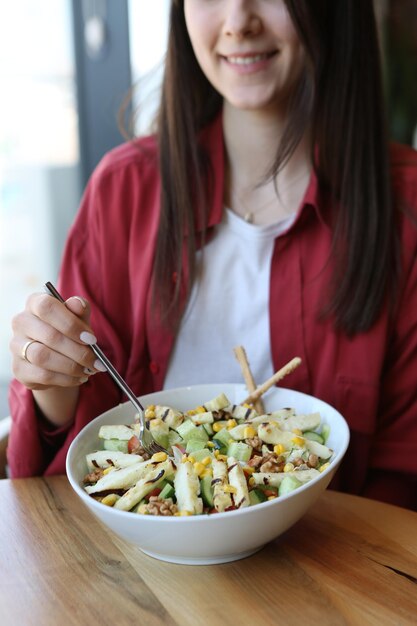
left=21, top=340, right=38, bottom=363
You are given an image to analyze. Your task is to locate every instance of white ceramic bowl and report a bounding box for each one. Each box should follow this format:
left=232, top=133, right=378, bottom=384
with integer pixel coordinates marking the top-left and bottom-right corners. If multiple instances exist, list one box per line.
left=66, top=384, right=350, bottom=565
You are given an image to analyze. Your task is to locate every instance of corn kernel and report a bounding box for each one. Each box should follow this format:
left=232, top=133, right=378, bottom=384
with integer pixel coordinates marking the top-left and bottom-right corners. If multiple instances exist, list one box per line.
left=319, top=462, right=330, bottom=473
left=149, top=418, right=162, bottom=427
left=201, top=456, right=212, bottom=466
left=243, top=466, right=255, bottom=474
left=103, top=466, right=114, bottom=475
left=193, top=462, right=206, bottom=476
left=223, top=485, right=237, bottom=494
left=284, top=463, right=295, bottom=472
left=136, top=504, right=148, bottom=514
left=274, top=444, right=286, bottom=455
left=188, top=456, right=196, bottom=464
left=216, top=454, right=227, bottom=461
left=227, top=419, right=237, bottom=429
left=201, top=469, right=213, bottom=478
left=248, top=477, right=256, bottom=486
left=187, top=409, right=196, bottom=416
left=145, top=410, right=155, bottom=419
left=267, top=495, right=277, bottom=500
left=206, top=441, right=215, bottom=448
left=243, top=426, right=256, bottom=439
left=151, top=451, right=168, bottom=463
left=175, top=511, right=193, bottom=516
left=292, top=428, right=303, bottom=435
left=196, top=406, right=206, bottom=414
left=213, top=422, right=226, bottom=432
left=291, top=436, right=305, bottom=447
left=243, top=403, right=252, bottom=408
left=181, top=454, right=189, bottom=463
left=147, top=404, right=155, bottom=411
left=101, top=494, right=119, bottom=507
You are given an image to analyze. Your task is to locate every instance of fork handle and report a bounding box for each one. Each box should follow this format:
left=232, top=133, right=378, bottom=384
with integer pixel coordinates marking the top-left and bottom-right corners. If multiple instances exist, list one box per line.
left=44, top=281, right=144, bottom=414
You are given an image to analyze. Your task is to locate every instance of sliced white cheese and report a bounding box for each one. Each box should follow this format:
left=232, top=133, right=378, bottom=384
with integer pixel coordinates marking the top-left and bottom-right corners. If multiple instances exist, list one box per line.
left=305, top=439, right=333, bottom=460
left=227, top=423, right=257, bottom=440
left=257, top=423, right=295, bottom=446
left=227, top=457, right=250, bottom=509
left=98, top=424, right=138, bottom=441
left=276, top=412, right=321, bottom=432
left=188, top=411, right=214, bottom=425
left=85, top=459, right=155, bottom=494
left=248, top=408, right=296, bottom=424
left=86, top=450, right=144, bottom=471
left=253, top=468, right=320, bottom=488
left=114, top=460, right=175, bottom=511
left=224, top=405, right=258, bottom=420
left=174, top=461, right=203, bottom=515
left=211, top=458, right=233, bottom=512
left=154, top=405, right=184, bottom=429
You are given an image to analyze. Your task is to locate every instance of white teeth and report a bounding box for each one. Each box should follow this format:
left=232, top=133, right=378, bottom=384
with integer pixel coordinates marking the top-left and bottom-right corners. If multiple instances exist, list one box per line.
left=227, top=54, right=269, bottom=65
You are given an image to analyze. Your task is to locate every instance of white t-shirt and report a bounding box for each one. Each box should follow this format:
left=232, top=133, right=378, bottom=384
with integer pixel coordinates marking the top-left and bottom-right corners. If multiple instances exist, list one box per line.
left=163, top=209, right=295, bottom=389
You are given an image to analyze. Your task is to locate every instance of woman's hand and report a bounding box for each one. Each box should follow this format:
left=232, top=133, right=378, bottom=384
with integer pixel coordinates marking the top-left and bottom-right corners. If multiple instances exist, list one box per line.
left=10, top=292, right=105, bottom=391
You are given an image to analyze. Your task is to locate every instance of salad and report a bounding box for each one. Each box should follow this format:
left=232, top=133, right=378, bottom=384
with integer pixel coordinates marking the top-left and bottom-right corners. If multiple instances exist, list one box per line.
left=82, top=392, right=333, bottom=516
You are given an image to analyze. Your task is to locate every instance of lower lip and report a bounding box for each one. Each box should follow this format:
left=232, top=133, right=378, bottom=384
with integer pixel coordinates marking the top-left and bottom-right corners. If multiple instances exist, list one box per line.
left=222, top=54, right=276, bottom=75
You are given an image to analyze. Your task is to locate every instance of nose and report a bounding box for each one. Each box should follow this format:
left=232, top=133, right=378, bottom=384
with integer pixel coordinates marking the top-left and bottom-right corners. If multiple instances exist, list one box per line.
left=223, top=0, right=262, bottom=39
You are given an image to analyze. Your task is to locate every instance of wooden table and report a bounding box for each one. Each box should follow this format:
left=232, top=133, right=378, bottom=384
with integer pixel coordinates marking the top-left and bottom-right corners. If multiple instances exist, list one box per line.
left=0, top=476, right=416, bottom=626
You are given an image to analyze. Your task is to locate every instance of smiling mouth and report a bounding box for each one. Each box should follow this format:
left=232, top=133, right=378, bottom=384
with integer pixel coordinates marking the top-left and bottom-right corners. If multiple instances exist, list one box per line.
left=223, top=51, right=277, bottom=65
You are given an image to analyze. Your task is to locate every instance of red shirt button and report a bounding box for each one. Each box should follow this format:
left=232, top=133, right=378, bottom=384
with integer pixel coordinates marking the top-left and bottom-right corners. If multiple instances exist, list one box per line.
left=149, top=361, right=159, bottom=374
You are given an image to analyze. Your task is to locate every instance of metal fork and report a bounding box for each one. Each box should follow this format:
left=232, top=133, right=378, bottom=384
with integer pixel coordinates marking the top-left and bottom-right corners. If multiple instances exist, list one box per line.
left=45, top=281, right=167, bottom=456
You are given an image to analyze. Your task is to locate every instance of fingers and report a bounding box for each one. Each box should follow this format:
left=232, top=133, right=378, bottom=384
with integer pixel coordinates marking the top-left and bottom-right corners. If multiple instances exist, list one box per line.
left=10, top=291, right=106, bottom=391
left=28, top=292, right=96, bottom=347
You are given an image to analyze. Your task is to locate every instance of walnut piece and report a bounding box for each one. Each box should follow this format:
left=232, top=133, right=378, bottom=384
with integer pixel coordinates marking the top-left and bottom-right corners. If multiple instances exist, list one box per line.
left=83, top=468, right=105, bottom=485
left=145, top=496, right=178, bottom=516
left=245, top=436, right=263, bottom=450
left=307, top=453, right=319, bottom=468
left=259, top=452, right=285, bottom=473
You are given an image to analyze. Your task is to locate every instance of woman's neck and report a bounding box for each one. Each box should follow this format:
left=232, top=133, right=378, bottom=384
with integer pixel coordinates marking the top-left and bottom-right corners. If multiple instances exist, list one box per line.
left=222, top=103, right=312, bottom=225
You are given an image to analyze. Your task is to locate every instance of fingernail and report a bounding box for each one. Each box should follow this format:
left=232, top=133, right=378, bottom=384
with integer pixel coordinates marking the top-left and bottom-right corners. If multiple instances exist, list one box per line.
left=94, top=359, right=107, bottom=372
left=80, top=331, right=97, bottom=345
left=84, top=367, right=95, bottom=375
left=80, top=376, right=89, bottom=384
left=71, top=296, right=87, bottom=309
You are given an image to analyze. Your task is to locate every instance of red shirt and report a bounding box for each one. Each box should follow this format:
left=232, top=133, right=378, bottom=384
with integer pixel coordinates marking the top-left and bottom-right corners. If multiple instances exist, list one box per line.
left=8, top=115, right=417, bottom=509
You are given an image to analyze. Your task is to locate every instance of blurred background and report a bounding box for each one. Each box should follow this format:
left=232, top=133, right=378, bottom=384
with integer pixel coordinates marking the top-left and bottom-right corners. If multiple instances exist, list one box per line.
left=0, top=0, right=416, bottom=418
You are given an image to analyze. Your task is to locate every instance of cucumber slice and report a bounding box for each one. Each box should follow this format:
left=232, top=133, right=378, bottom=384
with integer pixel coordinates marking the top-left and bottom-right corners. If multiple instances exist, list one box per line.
left=202, top=393, right=230, bottom=412
left=191, top=448, right=213, bottom=462
left=321, top=423, right=331, bottom=444
left=176, top=420, right=208, bottom=443
left=226, top=441, right=252, bottom=463
left=303, top=431, right=324, bottom=444
left=249, top=488, right=267, bottom=506
left=186, top=439, right=207, bottom=454
left=200, top=475, right=214, bottom=507
left=103, top=439, right=129, bottom=453
left=212, top=428, right=233, bottom=448
left=202, top=423, right=214, bottom=437
left=159, top=482, right=175, bottom=500
left=278, top=475, right=303, bottom=496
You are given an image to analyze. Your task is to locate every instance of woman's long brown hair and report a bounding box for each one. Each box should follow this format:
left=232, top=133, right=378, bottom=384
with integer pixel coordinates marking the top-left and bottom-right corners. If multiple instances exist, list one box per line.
left=153, top=0, right=398, bottom=335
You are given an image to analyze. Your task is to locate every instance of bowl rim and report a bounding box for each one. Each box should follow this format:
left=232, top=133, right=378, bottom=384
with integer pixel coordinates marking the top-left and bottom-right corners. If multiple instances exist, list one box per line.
left=66, top=383, right=350, bottom=523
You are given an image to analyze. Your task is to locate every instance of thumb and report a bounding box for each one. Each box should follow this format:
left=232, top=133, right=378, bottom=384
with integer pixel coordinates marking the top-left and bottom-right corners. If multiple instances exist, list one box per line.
left=65, top=295, right=92, bottom=324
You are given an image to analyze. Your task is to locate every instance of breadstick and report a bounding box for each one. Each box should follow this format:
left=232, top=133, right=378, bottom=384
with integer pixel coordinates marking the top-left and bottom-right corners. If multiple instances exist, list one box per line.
left=233, top=346, right=265, bottom=414
left=241, top=357, right=302, bottom=405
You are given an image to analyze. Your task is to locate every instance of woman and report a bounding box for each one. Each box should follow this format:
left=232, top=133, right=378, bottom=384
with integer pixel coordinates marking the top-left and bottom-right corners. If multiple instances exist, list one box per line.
left=8, top=1, right=417, bottom=509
